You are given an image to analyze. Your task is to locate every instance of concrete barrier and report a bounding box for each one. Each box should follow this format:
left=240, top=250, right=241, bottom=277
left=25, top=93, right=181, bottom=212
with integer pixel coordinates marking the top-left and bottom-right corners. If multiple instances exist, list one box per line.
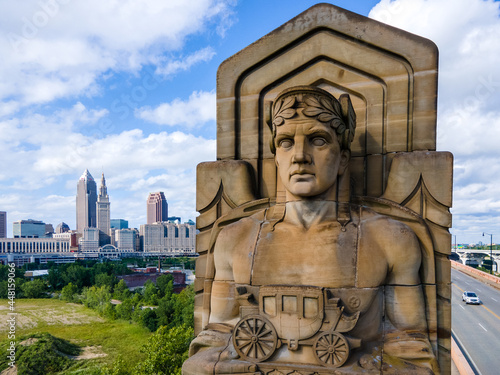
left=451, top=336, right=475, bottom=375
left=452, top=260, right=500, bottom=290
left=451, top=260, right=500, bottom=374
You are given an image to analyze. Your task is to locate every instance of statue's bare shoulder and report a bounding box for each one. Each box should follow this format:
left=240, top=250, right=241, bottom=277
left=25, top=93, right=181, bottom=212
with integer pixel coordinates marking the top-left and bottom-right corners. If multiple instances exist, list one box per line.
left=213, top=209, right=266, bottom=282
left=358, top=207, right=422, bottom=286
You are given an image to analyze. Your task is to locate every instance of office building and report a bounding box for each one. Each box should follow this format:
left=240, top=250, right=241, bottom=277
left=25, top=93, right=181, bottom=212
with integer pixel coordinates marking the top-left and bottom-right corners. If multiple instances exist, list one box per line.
left=140, top=221, right=195, bottom=255
left=76, top=169, right=97, bottom=234
left=79, top=227, right=99, bottom=252
left=52, top=232, right=78, bottom=248
left=0, top=237, right=71, bottom=254
left=13, top=219, right=47, bottom=238
left=97, top=173, right=111, bottom=244
left=110, top=219, right=128, bottom=229
left=115, top=228, right=138, bottom=252
left=0, top=212, right=6, bottom=238
left=147, top=192, right=168, bottom=224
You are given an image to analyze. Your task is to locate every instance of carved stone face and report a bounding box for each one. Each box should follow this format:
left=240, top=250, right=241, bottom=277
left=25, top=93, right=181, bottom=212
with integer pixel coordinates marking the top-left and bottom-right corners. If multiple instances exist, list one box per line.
left=274, top=111, right=349, bottom=201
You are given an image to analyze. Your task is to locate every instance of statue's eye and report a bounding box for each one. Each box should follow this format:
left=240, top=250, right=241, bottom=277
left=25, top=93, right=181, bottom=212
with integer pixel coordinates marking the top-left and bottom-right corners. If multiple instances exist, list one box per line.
left=279, top=139, right=293, bottom=149
left=311, top=137, right=326, bottom=146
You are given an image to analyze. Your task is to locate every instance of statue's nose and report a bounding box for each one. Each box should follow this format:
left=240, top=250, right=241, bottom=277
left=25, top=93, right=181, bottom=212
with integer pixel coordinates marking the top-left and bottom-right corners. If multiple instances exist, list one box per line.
left=291, top=143, right=312, bottom=163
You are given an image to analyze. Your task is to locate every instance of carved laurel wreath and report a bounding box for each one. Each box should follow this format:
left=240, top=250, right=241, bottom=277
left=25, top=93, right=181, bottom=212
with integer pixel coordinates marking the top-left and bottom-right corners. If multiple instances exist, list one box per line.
left=272, top=94, right=346, bottom=136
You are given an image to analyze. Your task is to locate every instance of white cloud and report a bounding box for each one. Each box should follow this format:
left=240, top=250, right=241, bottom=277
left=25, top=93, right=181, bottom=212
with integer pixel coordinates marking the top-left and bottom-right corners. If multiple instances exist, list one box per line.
left=0, top=101, right=215, bottom=189
left=155, top=47, right=217, bottom=76
left=369, top=0, right=500, bottom=111
left=0, top=0, right=235, bottom=109
left=136, top=90, right=216, bottom=127
left=0, top=103, right=215, bottom=232
left=370, top=0, right=500, bottom=242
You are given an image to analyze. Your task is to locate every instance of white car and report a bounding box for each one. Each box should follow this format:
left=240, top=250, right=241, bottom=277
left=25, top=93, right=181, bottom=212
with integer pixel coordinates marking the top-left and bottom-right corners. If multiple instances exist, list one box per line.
left=462, top=291, right=481, bottom=305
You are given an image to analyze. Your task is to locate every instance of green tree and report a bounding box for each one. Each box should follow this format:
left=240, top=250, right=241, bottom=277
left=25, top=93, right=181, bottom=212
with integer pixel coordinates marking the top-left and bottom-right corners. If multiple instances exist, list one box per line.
left=62, top=264, right=91, bottom=289
left=135, top=325, right=193, bottom=375
left=0, top=281, right=8, bottom=299
left=142, top=280, right=158, bottom=305
left=174, top=285, right=195, bottom=328
left=95, top=272, right=117, bottom=289
left=20, top=279, right=47, bottom=298
left=82, top=285, right=112, bottom=314
left=103, top=302, right=117, bottom=320
left=92, top=262, right=114, bottom=277
left=113, top=279, right=131, bottom=300
left=61, top=282, right=79, bottom=302
left=138, top=308, right=158, bottom=332
left=115, top=298, right=134, bottom=320
left=47, top=267, right=64, bottom=290
left=156, top=294, right=175, bottom=327
left=155, top=274, right=174, bottom=298
left=112, top=262, right=133, bottom=276
left=0, top=264, right=24, bottom=279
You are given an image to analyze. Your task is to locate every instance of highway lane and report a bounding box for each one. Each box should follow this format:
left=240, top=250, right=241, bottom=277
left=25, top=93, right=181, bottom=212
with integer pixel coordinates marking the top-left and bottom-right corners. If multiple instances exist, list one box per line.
left=452, top=268, right=500, bottom=374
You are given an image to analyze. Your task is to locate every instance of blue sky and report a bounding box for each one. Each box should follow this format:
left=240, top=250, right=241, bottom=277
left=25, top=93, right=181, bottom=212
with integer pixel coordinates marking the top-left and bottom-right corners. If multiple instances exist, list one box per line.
left=0, top=0, right=499, bottom=244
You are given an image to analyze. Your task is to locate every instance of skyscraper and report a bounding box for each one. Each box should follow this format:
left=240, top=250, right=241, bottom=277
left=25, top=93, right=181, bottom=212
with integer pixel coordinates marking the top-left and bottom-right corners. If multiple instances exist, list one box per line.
left=0, top=211, right=6, bottom=238
left=147, top=192, right=168, bottom=224
left=76, top=169, right=97, bottom=234
left=97, top=173, right=111, bottom=237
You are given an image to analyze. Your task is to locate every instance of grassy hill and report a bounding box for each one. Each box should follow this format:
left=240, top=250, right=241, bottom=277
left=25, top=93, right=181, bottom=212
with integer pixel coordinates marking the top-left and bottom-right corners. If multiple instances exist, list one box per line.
left=0, top=299, right=151, bottom=374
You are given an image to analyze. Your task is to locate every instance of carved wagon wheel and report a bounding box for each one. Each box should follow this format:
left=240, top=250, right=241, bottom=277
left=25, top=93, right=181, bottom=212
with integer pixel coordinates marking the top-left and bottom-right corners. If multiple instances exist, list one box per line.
left=233, top=315, right=278, bottom=362
left=313, top=331, right=350, bottom=368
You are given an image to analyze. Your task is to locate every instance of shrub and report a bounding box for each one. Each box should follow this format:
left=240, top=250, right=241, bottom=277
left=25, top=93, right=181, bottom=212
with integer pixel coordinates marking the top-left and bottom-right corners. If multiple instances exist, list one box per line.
left=8, top=332, right=80, bottom=375
left=135, top=325, right=193, bottom=375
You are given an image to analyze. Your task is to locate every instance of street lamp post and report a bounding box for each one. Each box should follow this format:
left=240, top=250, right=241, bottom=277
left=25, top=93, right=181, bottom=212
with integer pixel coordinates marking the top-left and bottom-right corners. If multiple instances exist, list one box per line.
left=483, top=232, right=493, bottom=274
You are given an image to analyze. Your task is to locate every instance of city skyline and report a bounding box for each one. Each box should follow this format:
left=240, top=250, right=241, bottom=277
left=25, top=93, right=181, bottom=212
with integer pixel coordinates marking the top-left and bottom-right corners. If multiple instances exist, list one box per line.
left=1, top=168, right=183, bottom=237
left=0, top=1, right=499, bottom=243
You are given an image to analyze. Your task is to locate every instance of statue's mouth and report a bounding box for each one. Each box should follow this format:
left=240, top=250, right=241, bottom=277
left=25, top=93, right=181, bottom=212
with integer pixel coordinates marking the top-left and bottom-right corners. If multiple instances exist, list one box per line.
left=291, top=169, right=314, bottom=177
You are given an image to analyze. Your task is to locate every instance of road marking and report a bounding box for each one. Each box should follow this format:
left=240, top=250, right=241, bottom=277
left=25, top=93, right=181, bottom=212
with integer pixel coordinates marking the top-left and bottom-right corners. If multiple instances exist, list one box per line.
left=464, top=281, right=471, bottom=285
left=492, top=298, right=498, bottom=302
left=477, top=288, right=482, bottom=292
left=452, top=330, right=483, bottom=375
left=478, top=323, right=487, bottom=331
left=460, top=305, right=465, bottom=310
left=481, top=304, right=500, bottom=321
left=452, top=284, right=500, bottom=320
left=454, top=284, right=465, bottom=293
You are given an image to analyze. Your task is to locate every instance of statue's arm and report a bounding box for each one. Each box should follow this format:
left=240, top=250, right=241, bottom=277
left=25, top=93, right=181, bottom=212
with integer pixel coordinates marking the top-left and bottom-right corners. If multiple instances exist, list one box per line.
left=383, top=222, right=427, bottom=331
left=381, top=219, right=438, bottom=368
left=183, top=219, right=259, bottom=375
left=208, top=230, right=241, bottom=326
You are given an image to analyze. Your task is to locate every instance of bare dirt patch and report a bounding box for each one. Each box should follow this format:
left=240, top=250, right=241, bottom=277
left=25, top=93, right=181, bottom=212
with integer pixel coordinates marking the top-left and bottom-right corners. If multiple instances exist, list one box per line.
left=19, top=337, right=38, bottom=346
left=0, top=300, right=105, bottom=332
left=74, top=345, right=108, bottom=360
left=0, top=365, right=17, bottom=375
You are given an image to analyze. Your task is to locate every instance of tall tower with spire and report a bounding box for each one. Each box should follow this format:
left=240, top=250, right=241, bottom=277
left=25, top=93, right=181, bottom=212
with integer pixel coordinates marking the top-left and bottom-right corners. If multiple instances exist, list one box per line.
left=76, top=169, right=97, bottom=234
left=97, top=173, right=111, bottom=244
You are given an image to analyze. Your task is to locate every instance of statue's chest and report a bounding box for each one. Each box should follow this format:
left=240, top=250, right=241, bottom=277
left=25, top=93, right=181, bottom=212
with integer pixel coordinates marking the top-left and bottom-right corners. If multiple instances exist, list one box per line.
left=247, top=221, right=358, bottom=287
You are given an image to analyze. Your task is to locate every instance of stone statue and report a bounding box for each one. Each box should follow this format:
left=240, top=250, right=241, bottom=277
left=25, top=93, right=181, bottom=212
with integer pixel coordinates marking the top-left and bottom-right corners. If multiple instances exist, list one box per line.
left=185, top=4, right=452, bottom=374
left=183, top=87, right=439, bottom=374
